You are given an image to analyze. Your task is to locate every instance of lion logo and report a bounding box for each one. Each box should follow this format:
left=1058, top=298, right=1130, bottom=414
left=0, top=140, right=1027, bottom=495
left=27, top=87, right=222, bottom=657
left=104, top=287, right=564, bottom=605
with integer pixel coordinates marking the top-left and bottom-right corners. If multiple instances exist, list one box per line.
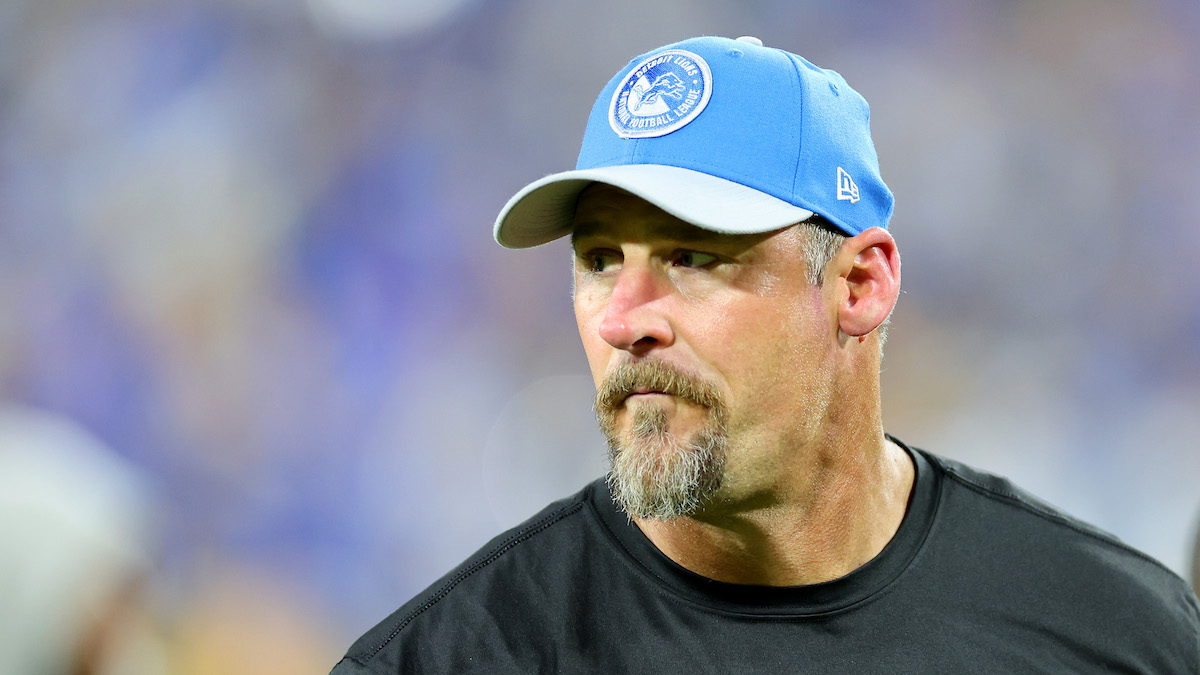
left=628, top=72, right=687, bottom=113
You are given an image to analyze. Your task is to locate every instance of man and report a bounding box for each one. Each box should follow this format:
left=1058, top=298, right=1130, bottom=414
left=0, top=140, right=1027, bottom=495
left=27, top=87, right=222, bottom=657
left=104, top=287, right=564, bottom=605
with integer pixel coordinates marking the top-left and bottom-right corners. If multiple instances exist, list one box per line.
left=332, top=36, right=1200, bottom=673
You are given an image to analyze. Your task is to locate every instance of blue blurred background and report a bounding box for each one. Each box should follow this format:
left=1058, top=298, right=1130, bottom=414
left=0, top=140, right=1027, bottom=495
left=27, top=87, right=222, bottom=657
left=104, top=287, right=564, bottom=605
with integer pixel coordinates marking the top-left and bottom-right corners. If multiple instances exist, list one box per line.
left=1, top=0, right=1198, bottom=671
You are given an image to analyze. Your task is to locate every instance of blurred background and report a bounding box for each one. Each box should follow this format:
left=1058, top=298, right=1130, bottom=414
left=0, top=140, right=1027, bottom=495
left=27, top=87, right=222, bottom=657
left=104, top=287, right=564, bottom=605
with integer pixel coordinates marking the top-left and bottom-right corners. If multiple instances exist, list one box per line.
left=1, top=0, right=1198, bottom=672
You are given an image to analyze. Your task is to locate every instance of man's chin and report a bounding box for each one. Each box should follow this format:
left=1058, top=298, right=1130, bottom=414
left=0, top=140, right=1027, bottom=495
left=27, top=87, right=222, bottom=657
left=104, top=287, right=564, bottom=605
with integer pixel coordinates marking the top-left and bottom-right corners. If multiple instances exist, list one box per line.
left=604, top=430, right=727, bottom=521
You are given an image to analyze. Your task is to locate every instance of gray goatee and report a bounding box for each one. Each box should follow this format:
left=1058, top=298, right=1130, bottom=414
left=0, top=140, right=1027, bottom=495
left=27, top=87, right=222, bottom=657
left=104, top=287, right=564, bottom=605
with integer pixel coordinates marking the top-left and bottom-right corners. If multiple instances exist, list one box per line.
left=594, top=360, right=728, bottom=520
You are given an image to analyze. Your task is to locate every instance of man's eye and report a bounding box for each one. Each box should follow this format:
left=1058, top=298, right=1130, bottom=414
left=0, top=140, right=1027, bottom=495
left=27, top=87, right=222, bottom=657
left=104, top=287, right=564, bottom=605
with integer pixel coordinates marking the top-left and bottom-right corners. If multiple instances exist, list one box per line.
left=586, top=252, right=621, bottom=272
left=675, top=251, right=717, bottom=268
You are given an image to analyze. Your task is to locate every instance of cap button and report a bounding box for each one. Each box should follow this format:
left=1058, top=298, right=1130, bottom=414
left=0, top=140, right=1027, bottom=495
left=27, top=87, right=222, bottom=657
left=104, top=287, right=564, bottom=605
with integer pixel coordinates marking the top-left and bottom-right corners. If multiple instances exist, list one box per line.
left=735, top=36, right=763, bottom=47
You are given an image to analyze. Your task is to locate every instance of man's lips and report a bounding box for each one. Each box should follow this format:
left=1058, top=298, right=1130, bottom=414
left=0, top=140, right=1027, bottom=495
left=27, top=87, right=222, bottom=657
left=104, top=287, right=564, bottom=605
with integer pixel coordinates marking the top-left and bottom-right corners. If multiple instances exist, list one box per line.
left=624, top=387, right=669, bottom=403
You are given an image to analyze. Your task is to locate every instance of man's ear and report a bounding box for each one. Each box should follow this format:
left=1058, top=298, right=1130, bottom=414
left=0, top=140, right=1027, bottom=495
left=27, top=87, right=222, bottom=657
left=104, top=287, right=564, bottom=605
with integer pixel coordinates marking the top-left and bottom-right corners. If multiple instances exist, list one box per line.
left=830, top=227, right=900, bottom=338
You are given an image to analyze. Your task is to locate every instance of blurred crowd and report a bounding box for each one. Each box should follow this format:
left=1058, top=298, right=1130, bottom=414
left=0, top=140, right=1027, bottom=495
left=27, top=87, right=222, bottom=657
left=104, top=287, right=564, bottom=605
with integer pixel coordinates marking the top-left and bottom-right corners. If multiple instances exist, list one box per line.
left=0, top=0, right=1197, bottom=671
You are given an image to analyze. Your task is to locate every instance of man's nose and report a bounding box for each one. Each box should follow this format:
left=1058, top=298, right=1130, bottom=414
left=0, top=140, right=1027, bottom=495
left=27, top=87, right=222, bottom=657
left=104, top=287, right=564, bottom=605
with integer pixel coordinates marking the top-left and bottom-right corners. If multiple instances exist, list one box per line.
left=597, top=264, right=675, bottom=356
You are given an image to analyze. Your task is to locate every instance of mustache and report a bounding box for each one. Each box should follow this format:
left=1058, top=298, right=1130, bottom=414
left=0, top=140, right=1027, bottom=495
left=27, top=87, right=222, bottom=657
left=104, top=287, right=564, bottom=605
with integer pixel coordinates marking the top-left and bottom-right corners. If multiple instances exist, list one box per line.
left=594, top=360, right=724, bottom=414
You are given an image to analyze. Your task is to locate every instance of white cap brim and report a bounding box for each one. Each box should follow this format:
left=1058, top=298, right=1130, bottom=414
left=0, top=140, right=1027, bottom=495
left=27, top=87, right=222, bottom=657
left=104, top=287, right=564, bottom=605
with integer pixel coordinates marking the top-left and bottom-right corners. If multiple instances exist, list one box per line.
left=493, top=164, right=815, bottom=249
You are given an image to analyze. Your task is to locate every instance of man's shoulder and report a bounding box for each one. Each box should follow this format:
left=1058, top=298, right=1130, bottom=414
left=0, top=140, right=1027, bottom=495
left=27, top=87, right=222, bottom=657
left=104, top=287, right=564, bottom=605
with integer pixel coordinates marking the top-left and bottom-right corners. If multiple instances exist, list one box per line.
left=917, top=448, right=1200, bottom=656
left=924, top=450, right=1165, bottom=563
left=333, top=481, right=605, bottom=674
left=924, top=450, right=1133, bottom=545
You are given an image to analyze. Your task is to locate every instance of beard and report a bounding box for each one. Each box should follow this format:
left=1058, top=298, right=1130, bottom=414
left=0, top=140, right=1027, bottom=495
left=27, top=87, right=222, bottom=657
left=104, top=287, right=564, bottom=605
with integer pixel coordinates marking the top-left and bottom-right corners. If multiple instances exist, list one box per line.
left=594, top=360, right=729, bottom=520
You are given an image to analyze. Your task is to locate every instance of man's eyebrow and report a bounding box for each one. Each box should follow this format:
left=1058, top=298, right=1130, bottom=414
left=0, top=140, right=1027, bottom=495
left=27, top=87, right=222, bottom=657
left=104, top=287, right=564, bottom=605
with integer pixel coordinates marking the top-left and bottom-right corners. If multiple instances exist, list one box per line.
left=569, top=222, right=599, bottom=250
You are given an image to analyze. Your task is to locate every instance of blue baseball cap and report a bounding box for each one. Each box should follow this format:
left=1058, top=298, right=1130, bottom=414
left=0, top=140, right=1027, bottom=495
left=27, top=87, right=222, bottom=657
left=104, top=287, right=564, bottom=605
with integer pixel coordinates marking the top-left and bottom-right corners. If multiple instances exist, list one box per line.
left=494, top=35, right=893, bottom=248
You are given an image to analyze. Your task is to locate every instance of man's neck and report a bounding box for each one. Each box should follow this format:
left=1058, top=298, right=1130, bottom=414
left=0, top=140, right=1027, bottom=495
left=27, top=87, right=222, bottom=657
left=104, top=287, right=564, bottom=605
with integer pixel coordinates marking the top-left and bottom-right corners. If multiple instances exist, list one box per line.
left=633, top=436, right=915, bottom=586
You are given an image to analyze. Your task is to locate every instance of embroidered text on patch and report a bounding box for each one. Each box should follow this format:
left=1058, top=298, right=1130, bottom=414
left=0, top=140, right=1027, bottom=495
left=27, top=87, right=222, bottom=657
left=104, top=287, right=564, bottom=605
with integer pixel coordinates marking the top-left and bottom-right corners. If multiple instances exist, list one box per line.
left=609, top=50, right=712, bottom=139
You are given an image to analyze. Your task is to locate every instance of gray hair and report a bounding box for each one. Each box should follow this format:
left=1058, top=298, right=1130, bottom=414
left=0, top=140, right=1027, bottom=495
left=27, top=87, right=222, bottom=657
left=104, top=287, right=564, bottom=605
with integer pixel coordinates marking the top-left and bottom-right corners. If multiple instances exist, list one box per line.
left=797, top=216, right=846, bottom=287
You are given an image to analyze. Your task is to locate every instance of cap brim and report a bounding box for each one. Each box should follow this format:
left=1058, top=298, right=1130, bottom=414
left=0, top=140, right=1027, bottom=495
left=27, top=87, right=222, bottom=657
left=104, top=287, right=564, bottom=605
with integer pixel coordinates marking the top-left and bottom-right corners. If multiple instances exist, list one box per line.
left=493, top=164, right=815, bottom=249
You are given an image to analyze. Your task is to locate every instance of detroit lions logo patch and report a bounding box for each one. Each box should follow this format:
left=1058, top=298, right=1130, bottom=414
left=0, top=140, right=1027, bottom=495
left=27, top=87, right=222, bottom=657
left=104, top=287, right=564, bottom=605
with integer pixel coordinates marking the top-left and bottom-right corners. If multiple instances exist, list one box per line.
left=609, top=49, right=712, bottom=139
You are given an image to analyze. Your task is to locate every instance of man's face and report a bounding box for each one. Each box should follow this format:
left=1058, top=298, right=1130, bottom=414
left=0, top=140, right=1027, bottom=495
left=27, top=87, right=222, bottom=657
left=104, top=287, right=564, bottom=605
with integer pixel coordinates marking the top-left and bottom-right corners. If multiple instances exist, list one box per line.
left=571, top=184, right=836, bottom=520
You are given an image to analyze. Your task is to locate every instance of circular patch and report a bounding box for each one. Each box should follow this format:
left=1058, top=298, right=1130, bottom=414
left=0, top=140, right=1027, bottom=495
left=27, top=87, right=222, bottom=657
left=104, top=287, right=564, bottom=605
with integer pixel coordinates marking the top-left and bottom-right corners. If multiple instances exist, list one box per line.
left=609, top=49, right=712, bottom=139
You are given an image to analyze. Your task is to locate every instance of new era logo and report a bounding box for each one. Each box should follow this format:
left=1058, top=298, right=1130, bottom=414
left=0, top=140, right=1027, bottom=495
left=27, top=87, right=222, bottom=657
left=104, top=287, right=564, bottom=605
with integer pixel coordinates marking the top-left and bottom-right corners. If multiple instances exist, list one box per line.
left=837, top=167, right=860, bottom=204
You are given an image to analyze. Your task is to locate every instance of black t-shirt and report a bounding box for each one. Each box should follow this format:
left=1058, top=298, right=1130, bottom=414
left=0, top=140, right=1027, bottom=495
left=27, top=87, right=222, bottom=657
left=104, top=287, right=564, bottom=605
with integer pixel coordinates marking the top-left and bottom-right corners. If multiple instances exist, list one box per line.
left=332, top=441, right=1200, bottom=673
